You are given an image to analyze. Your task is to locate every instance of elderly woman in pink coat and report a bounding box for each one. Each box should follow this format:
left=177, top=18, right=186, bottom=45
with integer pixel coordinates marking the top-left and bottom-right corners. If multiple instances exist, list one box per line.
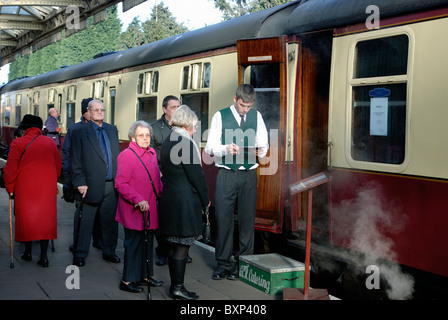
left=115, top=120, right=163, bottom=293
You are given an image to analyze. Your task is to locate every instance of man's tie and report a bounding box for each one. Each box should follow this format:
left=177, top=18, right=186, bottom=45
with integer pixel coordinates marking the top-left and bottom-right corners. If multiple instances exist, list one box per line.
left=240, top=115, right=245, bottom=129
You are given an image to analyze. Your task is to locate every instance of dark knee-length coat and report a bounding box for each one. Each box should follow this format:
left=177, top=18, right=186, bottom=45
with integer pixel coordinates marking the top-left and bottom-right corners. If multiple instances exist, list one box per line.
left=4, top=127, right=61, bottom=241
left=159, top=129, right=209, bottom=238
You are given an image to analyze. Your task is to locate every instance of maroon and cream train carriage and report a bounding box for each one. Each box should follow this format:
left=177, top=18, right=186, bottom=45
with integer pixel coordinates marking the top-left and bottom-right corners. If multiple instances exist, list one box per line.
left=1, top=0, right=447, bottom=289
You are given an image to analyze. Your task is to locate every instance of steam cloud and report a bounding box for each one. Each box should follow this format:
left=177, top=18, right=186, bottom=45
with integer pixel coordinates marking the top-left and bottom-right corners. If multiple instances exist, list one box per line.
left=333, top=180, right=414, bottom=300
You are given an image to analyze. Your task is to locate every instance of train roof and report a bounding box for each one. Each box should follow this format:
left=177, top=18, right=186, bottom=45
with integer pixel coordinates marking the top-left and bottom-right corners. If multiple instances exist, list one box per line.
left=2, top=0, right=448, bottom=93
left=286, top=0, right=448, bottom=34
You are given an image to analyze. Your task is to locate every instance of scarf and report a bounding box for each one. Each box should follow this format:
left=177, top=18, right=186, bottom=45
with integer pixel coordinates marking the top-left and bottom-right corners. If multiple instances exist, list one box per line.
left=172, top=126, right=202, bottom=166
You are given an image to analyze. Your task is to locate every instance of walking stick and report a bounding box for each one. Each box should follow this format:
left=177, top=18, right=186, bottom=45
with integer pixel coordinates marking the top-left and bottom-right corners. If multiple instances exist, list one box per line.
left=143, top=210, right=151, bottom=300
left=9, top=193, right=14, bottom=268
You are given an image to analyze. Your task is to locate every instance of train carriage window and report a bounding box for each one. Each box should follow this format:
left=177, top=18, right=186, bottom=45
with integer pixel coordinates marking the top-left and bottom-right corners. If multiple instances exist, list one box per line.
left=5, top=96, right=11, bottom=125
left=181, top=93, right=209, bottom=141
left=110, top=88, right=116, bottom=125
left=92, top=81, right=105, bottom=99
left=48, top=89, right=56, bottom=104
left=181, top=66, right=189, bottom=90
left=202, top=63, right=211, bottom=88
left=138, top=71, right=159, bottom=95
left=66, top=103, right=76, bottom=129
left=351, top=35, right=409, bottom=164
left=181, top=63, right=211, bottom=91
left=250, top=64, right=280, bottom=134
left=137, top=97, right=157, bottom=123
left=15, top=105, right=21, bottom=126
left=66, top=85, right=77, bottom=129
left=33, top=91, right=40, bottom=116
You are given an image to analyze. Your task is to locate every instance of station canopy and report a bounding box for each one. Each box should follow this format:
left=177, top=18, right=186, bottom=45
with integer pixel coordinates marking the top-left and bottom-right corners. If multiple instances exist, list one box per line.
left=0, top=0, right=147, bottom=67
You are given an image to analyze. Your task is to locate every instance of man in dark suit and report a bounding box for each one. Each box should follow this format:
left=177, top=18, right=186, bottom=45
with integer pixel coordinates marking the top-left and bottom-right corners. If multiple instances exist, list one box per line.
left=70, top=99, right=121, bottom=267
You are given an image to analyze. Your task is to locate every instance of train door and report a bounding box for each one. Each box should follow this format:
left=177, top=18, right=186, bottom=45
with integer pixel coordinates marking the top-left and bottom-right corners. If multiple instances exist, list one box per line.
left=236, top=36, right=287, bottom=234
left=293, top=34, right=332, bottom=237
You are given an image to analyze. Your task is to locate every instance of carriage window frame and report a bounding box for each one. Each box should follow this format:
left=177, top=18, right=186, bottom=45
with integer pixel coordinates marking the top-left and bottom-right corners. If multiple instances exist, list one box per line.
left=137, top=70, right=159, bottom=95
left=67, top=85, right=77, bottom=102
left=33, top=91, right=40, bottom=116
left=181, top=62, right=211, bottom=91
left=347, top=30, right=412, bottom=171
left=92, top=80, right=105, bottom=99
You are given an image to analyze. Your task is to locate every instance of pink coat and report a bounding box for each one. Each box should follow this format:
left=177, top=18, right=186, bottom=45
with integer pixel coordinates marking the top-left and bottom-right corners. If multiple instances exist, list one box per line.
left=115, top=142, right=162, bottom=230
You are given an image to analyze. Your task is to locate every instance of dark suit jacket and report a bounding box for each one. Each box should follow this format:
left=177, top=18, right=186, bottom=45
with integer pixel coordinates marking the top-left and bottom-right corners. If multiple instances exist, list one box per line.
left=159, top=130, right=209, bottom=237
left=70, top=121, right=120, bottom=204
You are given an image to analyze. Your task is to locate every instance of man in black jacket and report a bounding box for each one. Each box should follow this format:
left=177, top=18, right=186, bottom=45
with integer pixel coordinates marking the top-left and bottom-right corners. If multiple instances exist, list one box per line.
left=70, top=99, right=121, bottom=267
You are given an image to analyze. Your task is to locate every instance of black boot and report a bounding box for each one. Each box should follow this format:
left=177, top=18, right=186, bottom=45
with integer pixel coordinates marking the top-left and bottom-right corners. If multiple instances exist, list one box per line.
left=168, top=257, right=199, bottom=300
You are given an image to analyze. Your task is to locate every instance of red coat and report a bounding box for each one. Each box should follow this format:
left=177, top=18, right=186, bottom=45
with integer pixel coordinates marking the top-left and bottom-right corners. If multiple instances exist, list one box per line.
left=4, top=128, right=61, bottom=241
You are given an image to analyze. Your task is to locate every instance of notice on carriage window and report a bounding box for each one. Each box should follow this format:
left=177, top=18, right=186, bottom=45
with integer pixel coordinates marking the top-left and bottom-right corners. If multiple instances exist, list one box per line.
left=370, top=97, right=388, bottom=136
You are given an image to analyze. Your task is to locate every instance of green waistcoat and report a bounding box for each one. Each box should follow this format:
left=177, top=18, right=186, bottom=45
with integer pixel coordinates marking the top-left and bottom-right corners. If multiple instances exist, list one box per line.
left=218, top=107, right=258, bottom=171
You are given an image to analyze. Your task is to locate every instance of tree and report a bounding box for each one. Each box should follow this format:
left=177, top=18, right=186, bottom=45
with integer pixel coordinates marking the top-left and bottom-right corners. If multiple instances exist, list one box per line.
left=141, top=3, right=188, bottom=44
left=213, top=0, right=294, bottom=20
left=8, top=5, right=122, bottom=80
left=120, top=17, right=145, bottom=49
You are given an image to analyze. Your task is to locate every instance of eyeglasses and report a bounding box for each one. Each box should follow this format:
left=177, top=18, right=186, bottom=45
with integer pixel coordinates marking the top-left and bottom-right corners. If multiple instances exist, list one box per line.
left=91, top=108, right=105, bottom=112
left=136, top=133, right=151, bottom=139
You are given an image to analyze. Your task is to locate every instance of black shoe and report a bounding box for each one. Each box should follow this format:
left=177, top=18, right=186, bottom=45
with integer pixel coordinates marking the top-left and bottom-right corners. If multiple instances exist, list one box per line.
left=137, top=278, right=163, bottom=287
left=227, top=264, right=239, bottom=280
left=103, top=254, right=120, bottom=263
left=73, top=257, right=85, bottom=267
left=212, top=268, right=228, bottom=280
left=156, top=257, right=167, bottom=266
left=186, top=255, right=193, bottom=263
left=120, top=281, right=143, bottom=293
left=37, top=258, right=49, bottom=268
left=21, top=252, right=32, bottom=261
left=169, top=284, right=199, bottom=300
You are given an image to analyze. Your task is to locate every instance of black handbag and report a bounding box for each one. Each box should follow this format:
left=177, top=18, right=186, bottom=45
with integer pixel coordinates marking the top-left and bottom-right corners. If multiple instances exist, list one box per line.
left=128, top=148, right=160, bottom=211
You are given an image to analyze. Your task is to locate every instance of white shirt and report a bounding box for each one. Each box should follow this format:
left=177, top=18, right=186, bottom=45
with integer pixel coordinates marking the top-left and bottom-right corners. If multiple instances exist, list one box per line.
left=205, top=104, right=269, bottom=170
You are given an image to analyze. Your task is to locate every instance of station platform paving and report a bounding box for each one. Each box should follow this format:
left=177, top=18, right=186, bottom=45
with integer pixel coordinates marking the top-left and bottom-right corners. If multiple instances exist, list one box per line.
left=0, top=185, right=287, bottom=302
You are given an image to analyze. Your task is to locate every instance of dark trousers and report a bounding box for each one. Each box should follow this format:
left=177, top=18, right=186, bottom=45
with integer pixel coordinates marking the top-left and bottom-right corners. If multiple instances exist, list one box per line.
left=214, top=168, right=257, bottom=270
left=122, top=228, right=154, bottom=283
left=74, top=181, right=118, bottom=259
left=73, top=200, right=102, bottom=248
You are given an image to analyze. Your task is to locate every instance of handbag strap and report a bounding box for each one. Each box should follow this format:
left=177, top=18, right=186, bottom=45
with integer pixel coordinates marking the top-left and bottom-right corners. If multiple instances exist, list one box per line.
left=19, top=135, right=39, bottom=163
left=128, top=147, right=159, bottom=199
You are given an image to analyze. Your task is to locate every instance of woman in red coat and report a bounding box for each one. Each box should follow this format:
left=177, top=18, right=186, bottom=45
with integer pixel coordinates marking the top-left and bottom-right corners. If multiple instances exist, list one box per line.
left=4, top=114, right=61, bottom=267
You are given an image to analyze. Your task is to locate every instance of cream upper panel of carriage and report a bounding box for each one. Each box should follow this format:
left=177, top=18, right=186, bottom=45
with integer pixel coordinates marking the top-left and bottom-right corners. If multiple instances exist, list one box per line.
left=1, top=85, right=66, bottom=128
left=329, top=17, right=448, bottom=180
left=112, top=52, right=238, bottom=141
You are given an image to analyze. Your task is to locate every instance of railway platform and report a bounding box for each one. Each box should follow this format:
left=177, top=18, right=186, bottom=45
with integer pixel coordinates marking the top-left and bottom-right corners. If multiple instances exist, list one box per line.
left=0, top=185, right=286, bottom=302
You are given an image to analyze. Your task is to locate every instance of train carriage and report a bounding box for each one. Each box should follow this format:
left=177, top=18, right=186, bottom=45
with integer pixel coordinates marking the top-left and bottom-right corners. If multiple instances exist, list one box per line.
left=1, top=0, right=447, bottom=296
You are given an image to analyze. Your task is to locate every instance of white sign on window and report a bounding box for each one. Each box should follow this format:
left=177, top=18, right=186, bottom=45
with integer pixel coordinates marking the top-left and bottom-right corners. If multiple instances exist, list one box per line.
left=370, top=97, right=388, bottom=136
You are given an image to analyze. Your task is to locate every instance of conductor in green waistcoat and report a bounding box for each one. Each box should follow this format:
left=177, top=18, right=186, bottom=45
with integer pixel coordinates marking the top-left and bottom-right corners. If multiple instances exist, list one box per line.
left=205, top=84, right=269, bottom=281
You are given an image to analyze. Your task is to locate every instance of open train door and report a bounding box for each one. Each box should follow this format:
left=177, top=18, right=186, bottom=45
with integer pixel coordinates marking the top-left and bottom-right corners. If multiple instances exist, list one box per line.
left=237, top=36, right=288, bottom=233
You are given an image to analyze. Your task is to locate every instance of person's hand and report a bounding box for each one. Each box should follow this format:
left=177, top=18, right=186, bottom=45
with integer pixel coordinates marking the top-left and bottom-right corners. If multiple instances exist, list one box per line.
left=77, top=185, right=88, bottom=198
left=225, top=143, right=239, bottom=155
left=56, top=127, right=61, bottom=133
left=135, top=200, right=149, bottom=212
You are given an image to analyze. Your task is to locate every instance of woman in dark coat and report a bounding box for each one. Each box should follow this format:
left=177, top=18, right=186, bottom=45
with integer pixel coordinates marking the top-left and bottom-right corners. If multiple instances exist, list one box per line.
left=159, top=105, right=209, bottom=300
left=4, top=114, right=61, bottom=267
